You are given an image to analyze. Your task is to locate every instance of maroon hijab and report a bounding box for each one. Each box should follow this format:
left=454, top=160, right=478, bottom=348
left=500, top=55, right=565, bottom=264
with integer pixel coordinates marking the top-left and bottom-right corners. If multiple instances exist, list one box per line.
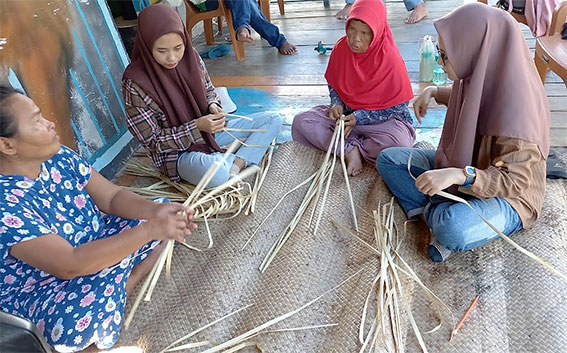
left=123, top=4, right=222, bottom=153
left=433, top=3, right=550, bottom=169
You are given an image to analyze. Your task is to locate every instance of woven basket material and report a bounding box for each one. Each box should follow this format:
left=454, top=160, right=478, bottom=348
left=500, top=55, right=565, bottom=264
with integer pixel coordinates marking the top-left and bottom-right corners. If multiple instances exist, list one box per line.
left=117, top=141, right=567, bottom=353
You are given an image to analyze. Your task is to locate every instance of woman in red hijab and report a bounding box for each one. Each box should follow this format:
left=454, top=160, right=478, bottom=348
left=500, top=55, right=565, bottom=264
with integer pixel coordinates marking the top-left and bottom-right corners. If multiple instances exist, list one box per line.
left=377, top=3, right=550, bottom=262
left=122, top=4, right=282, bottom=187
left=292, top=0, right=415, bottom=176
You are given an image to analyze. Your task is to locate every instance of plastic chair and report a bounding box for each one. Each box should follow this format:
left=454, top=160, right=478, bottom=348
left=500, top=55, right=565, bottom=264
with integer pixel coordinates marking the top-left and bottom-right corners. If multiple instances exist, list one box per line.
left=534, top=2, right=567, bottom=89
left=0, top=311, right=53, bottom=353
left=183, top=0, right=245, bottom=61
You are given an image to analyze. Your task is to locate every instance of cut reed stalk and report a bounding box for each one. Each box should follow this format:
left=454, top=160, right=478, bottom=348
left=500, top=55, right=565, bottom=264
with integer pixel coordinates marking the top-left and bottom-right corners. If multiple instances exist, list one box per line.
left=334, top=199, right=452, bottom=353
left=125, top=140, right=269, bottom=328
left=194, top=269, right=364, bottom=353
left=226, top=113, right=253, bottom=121
left=219, top=342, right=261, bottom=353
left=159, top=304, right=254, bottom=353
left=221, top=129, right=272, bottom=148
left=313, top=123, right=342, bottom=235
left=339, top=119, right=359, bottom=232
left=166, top=340, right=215, bottom=352
left=224, top=128, right=267, bottom=133
left=241, top=171, right=317, bottom=251
left=162, top=272, right=360, bottom=353
left=307, top=126, right=340, bottom=228
left=246, top=138, right=276, bottom=215
left=145, top=240, right=174, bottom=302
left=123, top=246, right=164, bottom=329
left=261, top=322, right=339, bottom=334
left=256, top=118, right=358, bottom=272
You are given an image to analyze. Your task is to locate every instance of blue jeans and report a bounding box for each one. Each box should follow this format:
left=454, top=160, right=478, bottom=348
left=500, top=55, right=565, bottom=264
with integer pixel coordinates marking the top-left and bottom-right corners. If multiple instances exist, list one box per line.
left=344, top=0, right=423, bottom=11
left=376, top=147, right=523, bottom=252
left=206, top=0, right=286, bottom=48
left=177, top=112, right=282, bottom=188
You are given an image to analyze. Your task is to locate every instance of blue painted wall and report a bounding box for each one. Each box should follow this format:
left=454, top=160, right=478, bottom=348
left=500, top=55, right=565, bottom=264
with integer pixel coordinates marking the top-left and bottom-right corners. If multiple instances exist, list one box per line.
left=0, top=0, right=135, bottom=178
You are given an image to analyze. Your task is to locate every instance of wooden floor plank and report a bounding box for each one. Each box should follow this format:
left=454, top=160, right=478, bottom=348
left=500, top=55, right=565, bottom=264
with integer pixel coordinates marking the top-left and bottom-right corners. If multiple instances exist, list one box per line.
left=196, top=0, right=566, bottom=147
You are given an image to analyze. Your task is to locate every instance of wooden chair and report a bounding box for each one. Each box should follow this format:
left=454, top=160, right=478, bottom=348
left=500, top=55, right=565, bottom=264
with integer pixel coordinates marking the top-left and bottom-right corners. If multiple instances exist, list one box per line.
left=258, top=0, right=285, bottom=21
left=534, top=2, right=567, bottom=89
left=183, top=0, right=245, bottom=61
left=477, top=0, right=528, bottom=25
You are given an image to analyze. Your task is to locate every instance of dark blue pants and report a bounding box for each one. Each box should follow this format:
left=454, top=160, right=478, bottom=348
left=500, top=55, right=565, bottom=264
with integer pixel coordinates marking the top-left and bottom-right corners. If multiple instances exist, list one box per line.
left=205, top=0, right=286, bottom=48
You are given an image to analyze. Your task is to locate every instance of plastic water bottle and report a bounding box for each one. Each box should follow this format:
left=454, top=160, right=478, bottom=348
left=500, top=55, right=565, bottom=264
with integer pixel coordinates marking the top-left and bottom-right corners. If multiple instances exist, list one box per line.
left=433, top=53, right=447, bottom=86
left=419, top=35, right=435, bottom=82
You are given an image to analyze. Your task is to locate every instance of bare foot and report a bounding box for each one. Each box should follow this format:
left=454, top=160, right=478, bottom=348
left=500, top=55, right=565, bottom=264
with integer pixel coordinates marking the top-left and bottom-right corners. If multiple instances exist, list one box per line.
left=405, top=3, right=428, bottom=24
left=278, top=41, right=298, bottom=55
left=335, top=3, right=352, bottom=20
left=345, top=146, right=363, bottom=176
left=125, top=241, right=167, bottom=296
left=236, top=27, right=254, bottom=43
left=230, top=157, right=245, bottom=177
left=233, top=157, right=245, bottom=170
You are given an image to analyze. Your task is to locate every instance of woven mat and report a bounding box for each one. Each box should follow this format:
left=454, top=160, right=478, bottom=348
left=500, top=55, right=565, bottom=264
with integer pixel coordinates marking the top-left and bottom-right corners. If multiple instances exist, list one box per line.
left=116, top=141, right=567, bottom=353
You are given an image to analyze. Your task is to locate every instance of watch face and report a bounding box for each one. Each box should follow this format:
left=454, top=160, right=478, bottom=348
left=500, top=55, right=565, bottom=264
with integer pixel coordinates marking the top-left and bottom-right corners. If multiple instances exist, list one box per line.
left=465, top=166, right=475, bottom=177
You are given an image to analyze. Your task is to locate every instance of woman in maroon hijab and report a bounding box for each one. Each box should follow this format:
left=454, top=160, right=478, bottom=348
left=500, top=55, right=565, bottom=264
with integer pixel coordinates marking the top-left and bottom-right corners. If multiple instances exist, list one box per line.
left=122, top=4, right=282, bottom=187
left=377, top=3, right=550, bottom=262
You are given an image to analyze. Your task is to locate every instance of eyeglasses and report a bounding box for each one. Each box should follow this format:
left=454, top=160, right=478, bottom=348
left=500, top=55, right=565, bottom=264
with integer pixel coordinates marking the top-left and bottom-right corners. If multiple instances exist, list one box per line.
left=436, top=44, right=448, bottom=64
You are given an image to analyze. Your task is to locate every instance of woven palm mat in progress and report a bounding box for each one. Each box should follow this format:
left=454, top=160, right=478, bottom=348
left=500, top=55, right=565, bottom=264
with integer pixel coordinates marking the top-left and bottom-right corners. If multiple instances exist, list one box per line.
left=117, top=142, right=567, bottom=353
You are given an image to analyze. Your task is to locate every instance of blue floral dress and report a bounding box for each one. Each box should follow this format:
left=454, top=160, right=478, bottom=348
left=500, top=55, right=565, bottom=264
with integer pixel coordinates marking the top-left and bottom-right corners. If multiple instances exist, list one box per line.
left=0, top=146, right=157, bottom=352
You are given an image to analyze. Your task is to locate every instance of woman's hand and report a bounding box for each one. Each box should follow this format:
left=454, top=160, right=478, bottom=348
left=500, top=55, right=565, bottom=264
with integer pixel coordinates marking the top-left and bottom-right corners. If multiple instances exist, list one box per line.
left=343, top=113, right=356, bottom=137
left=328, top=104, right=344, bottom=120
left=195, top=113, right=226, bottom=134
left=144, top=203, right=197, bottom=243
left=415, top=167, right=466, bottom=196
left=209, top=103, right=225, bottom=115
left=413, top=86, right=438, bottom=123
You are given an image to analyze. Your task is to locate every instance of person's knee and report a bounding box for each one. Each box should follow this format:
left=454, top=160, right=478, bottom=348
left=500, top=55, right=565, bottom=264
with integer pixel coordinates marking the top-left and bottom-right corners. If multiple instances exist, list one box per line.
left=429, top=208, right=469, bottom=251
left=178, top=153, right=230, bottom=187
left=206, top=164, right=231, bottom=188
left=262, top=113, right=283, bottom=131
left=291, top=112, right=309, bottom=140
left=376, top=147, right=406, bottom=171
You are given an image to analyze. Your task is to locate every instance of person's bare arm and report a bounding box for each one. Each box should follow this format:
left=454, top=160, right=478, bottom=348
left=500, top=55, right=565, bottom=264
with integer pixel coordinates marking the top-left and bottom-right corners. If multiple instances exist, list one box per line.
left=87, top=168, right=167, bottom=220
left=10, top=170, right=196, bottom=280
left=433, top=86, right=452, bottom=106
left=413, top=85, right=453, bottom=122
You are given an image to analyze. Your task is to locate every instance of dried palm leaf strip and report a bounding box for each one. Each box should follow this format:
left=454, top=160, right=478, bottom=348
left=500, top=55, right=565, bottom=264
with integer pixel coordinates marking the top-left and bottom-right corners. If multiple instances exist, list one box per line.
left=407, top=151, right=567, bottom=281
left=246, top=138, right=277, bottom=215
left=335, top=199, right=453, bottom=353
left=192, top=269, right=364, bottom=353
left=257, top=118, right=358, bottom=272
left=125, top=141, right=254, bottom=328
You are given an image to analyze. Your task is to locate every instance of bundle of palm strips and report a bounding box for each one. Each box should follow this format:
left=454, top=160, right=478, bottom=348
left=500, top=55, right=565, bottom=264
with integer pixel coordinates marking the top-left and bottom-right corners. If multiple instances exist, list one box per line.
left=244, top=118, right=358, bottom=272
left=335, top=199, right=454, bottom=353
left=123, top=139, right=274, bottom=328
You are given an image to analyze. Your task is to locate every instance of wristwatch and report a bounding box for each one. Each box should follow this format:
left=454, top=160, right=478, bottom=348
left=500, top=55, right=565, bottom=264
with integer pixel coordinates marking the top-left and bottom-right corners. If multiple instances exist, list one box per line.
left=463, top=166, right=476, bottom=187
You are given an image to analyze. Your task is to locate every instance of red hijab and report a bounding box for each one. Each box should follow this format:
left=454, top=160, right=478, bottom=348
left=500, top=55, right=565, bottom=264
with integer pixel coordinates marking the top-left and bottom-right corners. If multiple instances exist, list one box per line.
left=324, top=0, right=413, bottom=110
left=122, top=4, right=222, bottom=153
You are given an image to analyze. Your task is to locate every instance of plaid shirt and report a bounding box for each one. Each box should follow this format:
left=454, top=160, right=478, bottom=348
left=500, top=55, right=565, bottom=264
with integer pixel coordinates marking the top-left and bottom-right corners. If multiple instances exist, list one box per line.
left=123, top=56, right=221, bottom=181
